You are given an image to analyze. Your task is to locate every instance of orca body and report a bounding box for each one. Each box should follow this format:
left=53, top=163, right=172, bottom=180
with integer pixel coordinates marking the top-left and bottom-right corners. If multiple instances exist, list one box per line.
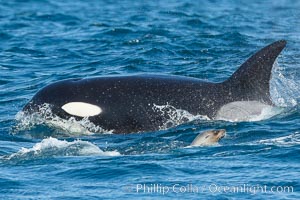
left=23, top=40, right=286, bottom=133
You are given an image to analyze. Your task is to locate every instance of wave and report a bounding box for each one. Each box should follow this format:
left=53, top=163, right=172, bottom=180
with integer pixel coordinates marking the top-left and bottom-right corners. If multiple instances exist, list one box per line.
left=258, top=132, right=300, bottom=147
left=3, top=137, right=120, bottom=161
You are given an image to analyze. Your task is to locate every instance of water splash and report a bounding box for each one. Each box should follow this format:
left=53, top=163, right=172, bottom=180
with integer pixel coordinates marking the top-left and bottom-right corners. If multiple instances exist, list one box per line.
left=12, top=104, right=113, bottom=136
left=152, top=103, right=210, bottom=130
left=271, top=62, right=299, bottom=107
left=3, top=137, right=120, bottom=161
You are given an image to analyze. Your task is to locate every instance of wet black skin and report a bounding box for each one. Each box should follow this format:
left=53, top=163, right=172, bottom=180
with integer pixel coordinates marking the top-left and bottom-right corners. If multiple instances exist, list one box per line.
left=23, top=40, right=286, bottom=133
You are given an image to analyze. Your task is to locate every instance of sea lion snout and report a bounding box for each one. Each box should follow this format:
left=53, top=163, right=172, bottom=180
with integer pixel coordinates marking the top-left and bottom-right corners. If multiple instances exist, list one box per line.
left=215, top=129, right=226, bottom=139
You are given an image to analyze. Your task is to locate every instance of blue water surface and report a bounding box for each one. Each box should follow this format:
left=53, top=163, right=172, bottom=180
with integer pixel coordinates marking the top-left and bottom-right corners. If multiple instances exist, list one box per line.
left=1, top=0, right=300, bottom=199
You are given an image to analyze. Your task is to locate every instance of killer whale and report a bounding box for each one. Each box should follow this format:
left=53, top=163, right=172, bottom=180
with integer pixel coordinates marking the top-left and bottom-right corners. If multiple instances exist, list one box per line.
left=23, top=40, right=286, bottom=133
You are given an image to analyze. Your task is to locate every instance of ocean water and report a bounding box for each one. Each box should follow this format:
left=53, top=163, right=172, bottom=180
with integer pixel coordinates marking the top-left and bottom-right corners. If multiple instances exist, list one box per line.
left=1, top=0, right=300, bottom=199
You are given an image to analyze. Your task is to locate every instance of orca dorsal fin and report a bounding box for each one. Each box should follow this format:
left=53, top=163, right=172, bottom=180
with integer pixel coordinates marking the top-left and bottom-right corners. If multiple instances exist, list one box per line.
left=225, top=40, right=286, bottom=104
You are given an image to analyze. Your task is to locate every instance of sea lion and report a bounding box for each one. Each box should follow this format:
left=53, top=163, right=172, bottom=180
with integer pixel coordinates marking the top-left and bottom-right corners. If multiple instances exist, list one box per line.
left=190, top=129, right=226, bottom=147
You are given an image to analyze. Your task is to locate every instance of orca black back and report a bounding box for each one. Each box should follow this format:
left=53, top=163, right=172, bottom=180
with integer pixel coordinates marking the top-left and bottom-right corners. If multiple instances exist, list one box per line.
left=23, top=40, right=287, bottom=133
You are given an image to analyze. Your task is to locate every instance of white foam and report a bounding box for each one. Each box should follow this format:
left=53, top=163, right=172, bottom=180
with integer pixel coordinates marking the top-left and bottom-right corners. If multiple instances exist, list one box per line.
left=248, top=106, right=283, bottom=121
left=152, top=104, right=210, bottom=130
left=12, top=103, right=113, bottom=135
left=152, top=102, right=281, bottom=127
left=258, top=133, right=300, bottom=147
left=271, top=62, right=300, bottom=107
left=5, top=137, right=120, bottom=160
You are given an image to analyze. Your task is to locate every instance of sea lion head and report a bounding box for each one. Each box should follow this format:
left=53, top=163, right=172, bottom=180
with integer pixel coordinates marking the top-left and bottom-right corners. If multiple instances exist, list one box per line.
left=190, top=129, right=226, bottom=147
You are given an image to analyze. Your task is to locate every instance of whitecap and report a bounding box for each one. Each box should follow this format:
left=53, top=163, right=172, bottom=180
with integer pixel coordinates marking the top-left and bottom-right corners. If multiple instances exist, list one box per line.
left=4, top=137, right=120, bottom=161
left=258, top=133, right=300, bottom=147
